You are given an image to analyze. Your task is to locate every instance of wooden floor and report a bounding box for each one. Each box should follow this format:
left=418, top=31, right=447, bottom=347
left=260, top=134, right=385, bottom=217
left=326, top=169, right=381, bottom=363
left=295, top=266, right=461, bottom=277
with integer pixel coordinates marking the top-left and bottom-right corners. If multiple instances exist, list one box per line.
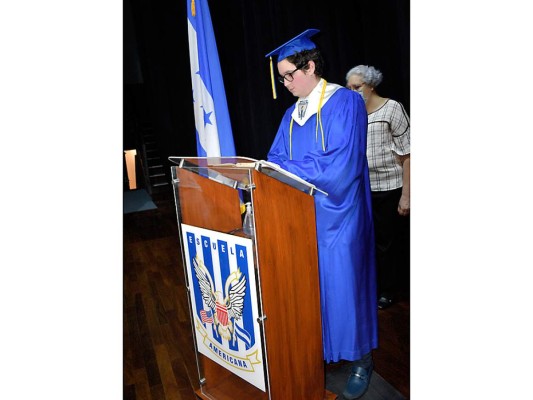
left=123, top=187, right=410, bottom=400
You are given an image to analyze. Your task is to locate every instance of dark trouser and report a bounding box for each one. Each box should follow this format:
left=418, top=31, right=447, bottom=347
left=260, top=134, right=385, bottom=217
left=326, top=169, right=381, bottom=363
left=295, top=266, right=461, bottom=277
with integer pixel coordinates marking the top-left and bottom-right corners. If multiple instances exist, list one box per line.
left=352, top=351, right=373, bottom=368
left=371, top=188, right=405, bottom=297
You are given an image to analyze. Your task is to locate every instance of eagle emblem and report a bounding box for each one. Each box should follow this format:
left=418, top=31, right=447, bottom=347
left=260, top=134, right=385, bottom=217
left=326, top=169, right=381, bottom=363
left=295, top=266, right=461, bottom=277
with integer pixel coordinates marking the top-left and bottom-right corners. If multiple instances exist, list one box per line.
left=193, top=255, right=247, bottom=342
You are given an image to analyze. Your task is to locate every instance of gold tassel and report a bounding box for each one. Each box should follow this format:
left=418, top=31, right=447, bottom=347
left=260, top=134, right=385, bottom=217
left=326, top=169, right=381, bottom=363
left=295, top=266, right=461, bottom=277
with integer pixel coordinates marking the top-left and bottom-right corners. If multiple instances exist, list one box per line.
left=316, top=80, right=327, bottom=151
left=191, top=0, right=196, bottom=17
left=269, top=56, right=277, bottom=100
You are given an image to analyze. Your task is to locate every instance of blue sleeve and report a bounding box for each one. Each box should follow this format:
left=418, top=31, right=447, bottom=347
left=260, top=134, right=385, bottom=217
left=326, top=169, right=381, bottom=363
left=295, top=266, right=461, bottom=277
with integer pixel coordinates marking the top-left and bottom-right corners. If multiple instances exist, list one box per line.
left=268, top=90, right=368, bottom=202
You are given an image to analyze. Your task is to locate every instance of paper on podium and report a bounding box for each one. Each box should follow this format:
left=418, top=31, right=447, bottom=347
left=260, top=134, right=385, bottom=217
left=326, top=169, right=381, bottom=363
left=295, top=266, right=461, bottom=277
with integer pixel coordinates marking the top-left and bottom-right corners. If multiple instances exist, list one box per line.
left=236, top=160, right=328, bottom=196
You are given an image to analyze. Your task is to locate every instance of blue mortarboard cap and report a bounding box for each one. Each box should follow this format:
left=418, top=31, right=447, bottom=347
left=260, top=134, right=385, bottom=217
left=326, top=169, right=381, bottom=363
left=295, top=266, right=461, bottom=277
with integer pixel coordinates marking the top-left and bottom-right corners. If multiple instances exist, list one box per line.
left=265, top=29, right=320, bottom=62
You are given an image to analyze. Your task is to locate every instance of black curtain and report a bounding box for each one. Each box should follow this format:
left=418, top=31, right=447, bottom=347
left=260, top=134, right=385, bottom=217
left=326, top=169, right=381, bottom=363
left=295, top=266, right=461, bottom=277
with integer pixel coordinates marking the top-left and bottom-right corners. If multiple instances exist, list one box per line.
left=124, top=0, right=410, bottom=161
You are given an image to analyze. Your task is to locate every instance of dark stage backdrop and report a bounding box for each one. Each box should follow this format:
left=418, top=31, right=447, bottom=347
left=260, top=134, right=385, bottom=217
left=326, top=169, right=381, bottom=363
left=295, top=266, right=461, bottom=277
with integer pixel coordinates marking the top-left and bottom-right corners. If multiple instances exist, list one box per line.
left=124, top=0, right=410, bottom=162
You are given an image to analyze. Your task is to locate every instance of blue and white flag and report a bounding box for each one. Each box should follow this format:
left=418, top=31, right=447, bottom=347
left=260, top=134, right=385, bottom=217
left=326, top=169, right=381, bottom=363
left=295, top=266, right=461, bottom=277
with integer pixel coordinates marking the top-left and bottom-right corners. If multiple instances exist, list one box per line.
left=187, top=0, right=236, bottom=157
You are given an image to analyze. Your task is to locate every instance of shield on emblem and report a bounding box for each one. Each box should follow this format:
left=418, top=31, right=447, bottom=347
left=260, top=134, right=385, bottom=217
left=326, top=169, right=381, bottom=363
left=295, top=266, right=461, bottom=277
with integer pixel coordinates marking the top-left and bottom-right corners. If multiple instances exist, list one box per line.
left=216, top=302, right=229, bottom=326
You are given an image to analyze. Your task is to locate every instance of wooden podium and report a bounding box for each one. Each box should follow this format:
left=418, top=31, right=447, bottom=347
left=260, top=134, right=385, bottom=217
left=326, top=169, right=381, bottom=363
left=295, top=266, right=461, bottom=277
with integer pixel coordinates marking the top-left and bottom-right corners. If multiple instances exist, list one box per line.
left=170, top=156, right=336, bottom=400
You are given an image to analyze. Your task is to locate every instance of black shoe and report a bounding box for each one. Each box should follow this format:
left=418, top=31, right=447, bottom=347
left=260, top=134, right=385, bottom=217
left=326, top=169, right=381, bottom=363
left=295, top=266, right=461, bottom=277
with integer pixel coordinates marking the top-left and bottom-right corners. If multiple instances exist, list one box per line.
left=342, top=362, right=373, bottom=399
left=378, top=294, right=393, bottom=310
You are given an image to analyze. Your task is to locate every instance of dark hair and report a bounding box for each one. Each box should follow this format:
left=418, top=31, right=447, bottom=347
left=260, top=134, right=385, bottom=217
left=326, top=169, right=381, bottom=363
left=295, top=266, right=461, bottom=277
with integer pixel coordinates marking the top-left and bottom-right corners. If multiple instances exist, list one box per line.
left=286, top=48, right=324, bottom=77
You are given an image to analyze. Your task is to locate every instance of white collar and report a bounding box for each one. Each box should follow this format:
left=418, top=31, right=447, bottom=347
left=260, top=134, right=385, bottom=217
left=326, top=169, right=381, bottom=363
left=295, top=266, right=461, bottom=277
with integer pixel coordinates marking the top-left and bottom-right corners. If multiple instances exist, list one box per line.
left=291, top=79, right=342, bottom=126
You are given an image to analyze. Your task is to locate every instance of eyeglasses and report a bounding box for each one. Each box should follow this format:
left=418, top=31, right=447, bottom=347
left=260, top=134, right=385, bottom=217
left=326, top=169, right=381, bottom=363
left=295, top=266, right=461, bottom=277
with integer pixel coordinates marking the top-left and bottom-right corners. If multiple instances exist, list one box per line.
left=277, top=64, right=305, bottom=83
left=347, top=83, right=365, bottom=91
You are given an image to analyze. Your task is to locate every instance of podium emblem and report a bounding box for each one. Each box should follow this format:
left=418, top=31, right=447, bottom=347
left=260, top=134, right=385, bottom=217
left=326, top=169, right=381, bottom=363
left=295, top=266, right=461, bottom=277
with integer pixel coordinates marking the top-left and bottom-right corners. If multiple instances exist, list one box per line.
left=181, top=224, right=266, bottom=392
left=194, top=255, right=247, bottom=342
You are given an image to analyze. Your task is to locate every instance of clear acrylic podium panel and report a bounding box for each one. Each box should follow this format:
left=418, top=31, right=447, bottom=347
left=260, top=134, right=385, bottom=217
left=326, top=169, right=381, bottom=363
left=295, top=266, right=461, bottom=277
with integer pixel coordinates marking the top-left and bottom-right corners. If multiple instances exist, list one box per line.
left=169, top=156, right=261, bottom=239
left=170, top=156, right=271, bottom=400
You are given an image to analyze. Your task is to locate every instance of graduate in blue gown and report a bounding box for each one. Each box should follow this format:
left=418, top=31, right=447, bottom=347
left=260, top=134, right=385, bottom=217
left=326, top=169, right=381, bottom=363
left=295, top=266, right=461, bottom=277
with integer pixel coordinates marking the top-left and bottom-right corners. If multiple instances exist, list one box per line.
left=265, top=29, right=378, bottom=400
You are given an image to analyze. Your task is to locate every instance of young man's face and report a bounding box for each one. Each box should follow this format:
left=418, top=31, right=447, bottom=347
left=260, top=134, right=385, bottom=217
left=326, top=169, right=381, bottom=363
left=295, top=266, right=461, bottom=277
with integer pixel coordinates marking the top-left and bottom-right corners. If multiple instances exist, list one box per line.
left=277, top=59, right=315, bottom=98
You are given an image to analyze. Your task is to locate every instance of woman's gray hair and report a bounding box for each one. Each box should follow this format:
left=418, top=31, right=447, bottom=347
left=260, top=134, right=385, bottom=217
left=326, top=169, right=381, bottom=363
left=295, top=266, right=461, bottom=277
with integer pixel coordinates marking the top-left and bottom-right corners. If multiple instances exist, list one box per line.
left=345, top=65, right=383, bottom=88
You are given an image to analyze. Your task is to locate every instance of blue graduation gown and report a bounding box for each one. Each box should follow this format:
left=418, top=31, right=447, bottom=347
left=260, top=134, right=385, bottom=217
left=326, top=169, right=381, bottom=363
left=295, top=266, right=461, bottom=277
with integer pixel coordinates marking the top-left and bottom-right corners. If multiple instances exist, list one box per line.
left=267, top=86, right=378, bottom=362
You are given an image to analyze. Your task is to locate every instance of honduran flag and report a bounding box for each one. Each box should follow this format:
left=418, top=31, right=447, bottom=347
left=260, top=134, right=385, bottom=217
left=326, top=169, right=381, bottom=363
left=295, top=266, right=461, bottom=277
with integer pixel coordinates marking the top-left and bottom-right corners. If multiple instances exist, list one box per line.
left=187, top=0, right=236, bottom=157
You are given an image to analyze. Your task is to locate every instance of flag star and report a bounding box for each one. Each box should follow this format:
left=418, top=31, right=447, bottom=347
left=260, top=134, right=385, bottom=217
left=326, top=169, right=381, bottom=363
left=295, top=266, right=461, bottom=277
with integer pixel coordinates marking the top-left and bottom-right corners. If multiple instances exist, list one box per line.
left=203, top=109, right=213, bottom=126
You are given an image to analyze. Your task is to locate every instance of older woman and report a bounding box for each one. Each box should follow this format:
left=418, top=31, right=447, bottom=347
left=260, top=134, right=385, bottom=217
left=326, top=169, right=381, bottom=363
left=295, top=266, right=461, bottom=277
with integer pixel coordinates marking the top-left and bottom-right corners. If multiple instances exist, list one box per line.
left=346, top=65, right=411, bottom=310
